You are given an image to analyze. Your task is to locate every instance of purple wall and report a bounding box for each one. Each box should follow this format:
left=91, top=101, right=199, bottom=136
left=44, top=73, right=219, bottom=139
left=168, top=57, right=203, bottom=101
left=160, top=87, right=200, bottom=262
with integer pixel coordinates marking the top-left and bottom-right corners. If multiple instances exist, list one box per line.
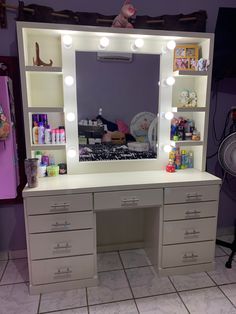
left=76, top=52, right=160, bottom=124
left=1, top=0, right=236, bottom=252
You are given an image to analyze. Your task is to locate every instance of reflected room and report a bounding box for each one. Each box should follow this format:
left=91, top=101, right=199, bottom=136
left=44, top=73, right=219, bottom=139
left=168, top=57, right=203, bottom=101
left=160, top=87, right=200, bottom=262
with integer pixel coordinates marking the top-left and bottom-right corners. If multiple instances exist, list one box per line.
left=76, top=51, right=160, bottom=162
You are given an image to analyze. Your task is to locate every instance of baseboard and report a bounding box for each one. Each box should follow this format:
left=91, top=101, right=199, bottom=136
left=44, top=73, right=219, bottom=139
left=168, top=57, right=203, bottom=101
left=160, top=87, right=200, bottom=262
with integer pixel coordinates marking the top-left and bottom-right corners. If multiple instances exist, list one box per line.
left=8, top=249, right=27, bottom=260
left=216, top=227, right=234, bottom=237
left=0, top=251, right=8, bottom=261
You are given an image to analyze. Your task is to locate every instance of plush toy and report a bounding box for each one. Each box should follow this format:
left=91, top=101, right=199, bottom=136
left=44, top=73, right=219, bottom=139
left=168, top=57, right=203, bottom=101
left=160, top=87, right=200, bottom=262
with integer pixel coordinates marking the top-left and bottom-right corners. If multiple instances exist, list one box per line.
left=112, top=1, right=136, bottom=28
left=189, top=91, right=198, bottom=107
left=196, top=58, right=210, bottom=71
left=178, top=90, right=189, bottom=107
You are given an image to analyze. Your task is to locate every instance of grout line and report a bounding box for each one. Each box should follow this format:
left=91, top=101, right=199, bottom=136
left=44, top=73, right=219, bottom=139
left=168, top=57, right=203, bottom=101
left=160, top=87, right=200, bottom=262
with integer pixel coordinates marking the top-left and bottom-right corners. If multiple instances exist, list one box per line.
left=118, top=251, right=140, bottom=314
left=0, top=280, right=29, bottom=287
left=168, top=276, right=190, bottom=314
left=0, top=260, right=9, bottom=282
left=218, top=285, right=236, bottom=310
left=39, top=305, right=88, bottom=314
left=37, top=294, right=41, bottom=314
left=86, top=287, right=90, bottom=314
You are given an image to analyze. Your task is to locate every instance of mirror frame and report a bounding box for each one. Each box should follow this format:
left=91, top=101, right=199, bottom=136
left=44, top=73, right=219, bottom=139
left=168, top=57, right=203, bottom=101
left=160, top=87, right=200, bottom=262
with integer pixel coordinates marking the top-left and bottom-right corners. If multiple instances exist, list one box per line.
left=62, top=27, right=175, bottom=174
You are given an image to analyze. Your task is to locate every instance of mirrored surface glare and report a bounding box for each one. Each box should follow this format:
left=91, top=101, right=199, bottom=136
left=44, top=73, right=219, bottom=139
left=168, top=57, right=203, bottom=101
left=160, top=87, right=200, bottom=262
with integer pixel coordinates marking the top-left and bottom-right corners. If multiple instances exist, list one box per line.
left=66, top=112, right=76, bottom=122
left=166, top=76, right=175, bottom=86
left=163, top=144, right=172, bottom=153
left=164, top=112, right=174, bottom=120
left=167, top=40, right=176, bottom=50
left=67, top=148, right=76, bottom=158
left=64, top=76, right=74, bottom=86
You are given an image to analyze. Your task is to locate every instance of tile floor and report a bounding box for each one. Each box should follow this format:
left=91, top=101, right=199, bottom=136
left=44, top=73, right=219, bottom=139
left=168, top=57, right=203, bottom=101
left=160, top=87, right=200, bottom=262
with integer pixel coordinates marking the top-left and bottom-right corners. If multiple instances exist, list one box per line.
left=1, top=241, right=236, bottom=314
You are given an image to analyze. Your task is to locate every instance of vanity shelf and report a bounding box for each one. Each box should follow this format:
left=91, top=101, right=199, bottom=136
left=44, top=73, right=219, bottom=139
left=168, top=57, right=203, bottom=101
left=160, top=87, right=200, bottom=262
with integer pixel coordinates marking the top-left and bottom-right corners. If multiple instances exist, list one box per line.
left=172, top=107, right=206, bottom=112
left=171, top=140, right=204, bottom=146
left=31, top=144, right=66, bottom=150
left=27, top=107, right=64, bottom=113
left=25, top=66, right=63, bottom=73
left=173, top=70, right=208, bottom=77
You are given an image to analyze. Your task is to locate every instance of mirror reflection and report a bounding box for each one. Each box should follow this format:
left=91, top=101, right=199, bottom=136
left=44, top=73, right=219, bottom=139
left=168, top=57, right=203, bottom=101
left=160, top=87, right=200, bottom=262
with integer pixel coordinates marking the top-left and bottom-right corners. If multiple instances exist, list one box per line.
left=76, top=51, right=160, bottom=162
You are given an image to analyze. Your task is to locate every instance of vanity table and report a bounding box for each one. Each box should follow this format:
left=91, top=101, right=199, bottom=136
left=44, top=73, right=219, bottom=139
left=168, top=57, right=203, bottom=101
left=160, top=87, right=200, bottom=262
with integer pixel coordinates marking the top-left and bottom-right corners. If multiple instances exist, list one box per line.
left=17, top=22, right=221, bottom=294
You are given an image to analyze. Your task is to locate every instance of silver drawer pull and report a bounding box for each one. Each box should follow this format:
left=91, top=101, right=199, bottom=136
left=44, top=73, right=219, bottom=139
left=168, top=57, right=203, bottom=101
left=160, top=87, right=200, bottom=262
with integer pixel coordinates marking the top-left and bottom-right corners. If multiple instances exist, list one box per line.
left=51, top=221, right=71, bottom=228
left=184, top=229, right=200, bottom=236
left=54, top=267, right=72, bottom=275
left=183, top=253, right=199, bottom=259
left=121, top=197, right=139, bottom=206
left=186, top=193, right=203, bottom=200
left=185, top=210, right=201, bottom=215
left=53, top=242, right=71, bottom=250
left=50, top=203, right=70, bottom=211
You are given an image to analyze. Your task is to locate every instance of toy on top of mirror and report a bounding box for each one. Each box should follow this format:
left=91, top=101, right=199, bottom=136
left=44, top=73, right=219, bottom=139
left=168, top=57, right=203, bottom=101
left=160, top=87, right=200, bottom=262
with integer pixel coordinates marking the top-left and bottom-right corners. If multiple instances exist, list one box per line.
left=178, top=90, right=198, bottom=107
left=112, top=0, right=136, bottom=28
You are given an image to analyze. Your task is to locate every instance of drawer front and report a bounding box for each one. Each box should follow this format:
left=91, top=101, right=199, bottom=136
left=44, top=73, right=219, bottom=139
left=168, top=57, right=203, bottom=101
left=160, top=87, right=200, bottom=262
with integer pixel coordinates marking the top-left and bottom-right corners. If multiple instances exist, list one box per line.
left=164, top=201, right=218, bottom=221
left=162, top=241, right=215, bottom=268
left=29, top=229, right=94, bottom=260
left=28, top=212, right=93, bottom=233
left=31, top=254, right=95, bottom=285
left=26, top=193, right=92, bottom=215
left=94, top=189, right=163, bottom=211
left=164, top=185, right=219, bottom=204
left=163, top=217, right=217, bottom=245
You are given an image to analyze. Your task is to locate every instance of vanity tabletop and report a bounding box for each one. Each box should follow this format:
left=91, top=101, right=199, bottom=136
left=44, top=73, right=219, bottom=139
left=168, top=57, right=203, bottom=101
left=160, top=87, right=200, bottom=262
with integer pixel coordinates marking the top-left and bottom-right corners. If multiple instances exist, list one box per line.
left=22, top=169, right=221, bottom=197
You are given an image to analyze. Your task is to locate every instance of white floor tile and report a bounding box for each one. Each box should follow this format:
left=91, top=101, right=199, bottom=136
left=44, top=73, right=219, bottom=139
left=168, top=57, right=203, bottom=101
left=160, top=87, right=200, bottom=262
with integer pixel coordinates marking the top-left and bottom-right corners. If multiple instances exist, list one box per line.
left=207, top=256, right=236, bottom=285
left=0, top=261, right=7, bottom=280
left=170, top=272, right=215, bottom=291
left=0, top=259, right=28, bottom=285
left=126, top=266, right=175, bottom=298
left=180, top=286, right=236, bottom=314
left=45, top=308, right=88, bottom=314
left=119, top=249, right=151, bottom=268
left=39, top=288, right=87, bottom=313
left=220, top=283, right=236, bottom=307
left=97, top=252, right=123, bottom=272
left=87, top=270, right=132, bottom=305
left=89, top=300, right=138, bottom=314
left=136, top=293, right=188, bottom=314
left=0, top=283, right=39, bottom=314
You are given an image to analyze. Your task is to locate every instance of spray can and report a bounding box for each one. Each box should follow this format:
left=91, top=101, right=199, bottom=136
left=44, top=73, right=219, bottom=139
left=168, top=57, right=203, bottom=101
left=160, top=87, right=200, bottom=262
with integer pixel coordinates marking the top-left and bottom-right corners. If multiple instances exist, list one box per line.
left=188, top=151, right=194, bottom=168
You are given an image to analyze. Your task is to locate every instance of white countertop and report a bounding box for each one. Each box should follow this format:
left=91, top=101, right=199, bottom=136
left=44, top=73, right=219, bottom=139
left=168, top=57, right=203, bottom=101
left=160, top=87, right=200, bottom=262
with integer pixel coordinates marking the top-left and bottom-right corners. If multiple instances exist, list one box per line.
left=22, top=169, right=221, bottom=197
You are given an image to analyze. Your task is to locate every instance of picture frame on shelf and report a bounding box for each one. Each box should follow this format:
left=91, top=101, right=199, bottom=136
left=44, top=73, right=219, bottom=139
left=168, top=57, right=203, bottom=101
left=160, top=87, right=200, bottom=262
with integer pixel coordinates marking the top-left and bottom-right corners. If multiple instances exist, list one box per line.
left=173, top=44, right=199, bottom=71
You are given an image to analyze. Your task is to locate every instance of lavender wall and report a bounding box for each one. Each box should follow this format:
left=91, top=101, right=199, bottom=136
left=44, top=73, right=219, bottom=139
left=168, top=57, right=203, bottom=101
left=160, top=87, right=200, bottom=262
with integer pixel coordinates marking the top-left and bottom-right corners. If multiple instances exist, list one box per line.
left=76, top=52, right=160, bottom=124
left=1, top=0, right=236, bottom=252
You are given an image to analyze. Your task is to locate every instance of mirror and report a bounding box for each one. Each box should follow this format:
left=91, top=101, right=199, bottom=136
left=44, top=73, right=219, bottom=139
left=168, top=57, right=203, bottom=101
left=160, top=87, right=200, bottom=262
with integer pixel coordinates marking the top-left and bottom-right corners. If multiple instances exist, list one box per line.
left=76, top=51, right=160, bottom=162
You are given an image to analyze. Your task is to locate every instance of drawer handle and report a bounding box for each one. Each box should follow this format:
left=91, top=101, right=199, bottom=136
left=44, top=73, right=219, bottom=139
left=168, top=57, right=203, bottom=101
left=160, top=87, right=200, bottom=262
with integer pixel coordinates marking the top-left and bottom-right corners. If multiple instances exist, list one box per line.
left=51, top=221, right=71, bottom=228
left=50, top=203, right=70, bottom=211
left=53, top=242, right=71, bottom=250
left=184, top=229, right=200, bottom=236
left=183, top=253, right=198, bottom=259
left=54, top=267, right=72, bottom=275
left=121, top=197, right=139, bottom=206
left=185, top=210, right=201, bottom=215
left=186, top=193, right=203, bottom=200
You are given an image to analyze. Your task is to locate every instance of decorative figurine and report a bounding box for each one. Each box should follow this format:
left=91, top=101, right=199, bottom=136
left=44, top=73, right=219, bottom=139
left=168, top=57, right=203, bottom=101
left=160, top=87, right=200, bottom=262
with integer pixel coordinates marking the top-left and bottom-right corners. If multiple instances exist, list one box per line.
left=196, top=58, right=210, bottom=71
left=189, top=91, right=198, bottom=107
left=166, top=159, right=176, bottom=173
left=112, top=0, right=136, bottom=28
left=178, top=90, right=189, bottom=107
left=33, top=42, right=53, bottom=67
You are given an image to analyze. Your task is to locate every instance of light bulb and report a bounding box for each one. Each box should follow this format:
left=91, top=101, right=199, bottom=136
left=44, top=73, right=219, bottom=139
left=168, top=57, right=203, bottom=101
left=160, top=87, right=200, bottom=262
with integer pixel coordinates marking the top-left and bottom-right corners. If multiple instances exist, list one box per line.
left=166, top=40, right=176, bottom=50
left=63, top=35, right=72, bottom=48
left=99, top=37, right=109, bottom=49
left=67, top=148, right=76, bottom=158
left=163, top=145, right=172, bottom=153
left=166, top=76, right=175, bottom=86
left=64, top=76, right=74, bottom=86
left=134, top=38, right=144, bottom=49
left=66, top=112, right=76, bottom=122
left=164, top=112, right=174, bottom=120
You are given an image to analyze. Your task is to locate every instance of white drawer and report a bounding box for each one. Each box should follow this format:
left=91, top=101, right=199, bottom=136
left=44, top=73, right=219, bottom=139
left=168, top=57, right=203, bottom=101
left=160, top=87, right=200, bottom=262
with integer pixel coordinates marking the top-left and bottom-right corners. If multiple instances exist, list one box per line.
left=31, top=254, right=95, bottom=285
left=28, top=212, right=93, bottom=233
left=163, top=217, right=217, bottom=245
left=162, top=241, right=215, bottom=268
left=29, top=229, right=94, bottom=260
left=94, top=189, right=163, bottom=211
left=164, top=201, right=218, bottom=221
left=164, top=185, right=219, bottom=204
left=25, top=193, right=92, bottom=215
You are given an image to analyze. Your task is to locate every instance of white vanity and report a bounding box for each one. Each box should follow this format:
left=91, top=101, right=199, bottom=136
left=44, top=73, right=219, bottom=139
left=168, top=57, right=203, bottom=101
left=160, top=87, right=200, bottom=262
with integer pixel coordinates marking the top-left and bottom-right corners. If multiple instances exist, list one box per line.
left=17, top=22, right=221, bottom=294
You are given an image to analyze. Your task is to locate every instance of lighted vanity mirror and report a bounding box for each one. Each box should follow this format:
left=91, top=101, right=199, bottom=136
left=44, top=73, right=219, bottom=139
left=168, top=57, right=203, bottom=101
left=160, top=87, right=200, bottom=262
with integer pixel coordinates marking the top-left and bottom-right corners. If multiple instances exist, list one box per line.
left=76, top=51, right=160, bottom=162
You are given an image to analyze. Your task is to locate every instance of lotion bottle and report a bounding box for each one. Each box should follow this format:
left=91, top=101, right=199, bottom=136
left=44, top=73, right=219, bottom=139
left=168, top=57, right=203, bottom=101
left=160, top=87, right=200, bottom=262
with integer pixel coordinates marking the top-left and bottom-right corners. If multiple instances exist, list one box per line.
left=32, top=122, right=39, bottom=144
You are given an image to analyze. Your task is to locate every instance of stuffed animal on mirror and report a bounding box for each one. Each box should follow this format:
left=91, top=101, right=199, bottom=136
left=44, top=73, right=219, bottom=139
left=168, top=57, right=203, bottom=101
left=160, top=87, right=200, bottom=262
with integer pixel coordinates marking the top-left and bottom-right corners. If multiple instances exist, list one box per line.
left=112, top=0, right=136, bottom=28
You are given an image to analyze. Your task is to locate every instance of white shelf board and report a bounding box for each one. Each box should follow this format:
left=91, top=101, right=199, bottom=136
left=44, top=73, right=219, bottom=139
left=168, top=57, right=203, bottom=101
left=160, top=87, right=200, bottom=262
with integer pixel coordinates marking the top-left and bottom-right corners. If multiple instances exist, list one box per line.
left=173, top=70, right=208, bottom=77
left=25, top=66, right=62, bottom=73
left=172, top=107, right=206, bottom=112
left=31, top=144, right=66, bottom=150
left=27, top=107, right=64, bottom=113
left=171, top=140, right=204, bottom=147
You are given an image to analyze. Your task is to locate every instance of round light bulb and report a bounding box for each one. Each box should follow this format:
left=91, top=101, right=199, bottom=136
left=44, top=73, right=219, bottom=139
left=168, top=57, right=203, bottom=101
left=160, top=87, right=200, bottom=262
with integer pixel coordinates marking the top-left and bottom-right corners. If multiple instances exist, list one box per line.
left=64, top=76, right=74, bottom=86
left=164, top=112, right=174, bottom=120
left=163, top=145, right=172, bottom=153
left=63, top=35, right=72, bottom=48
left=134, top=38, right=144, bottom=48
left=67, top=148, right=76, bottom=158
left=66, top=112, right=76, bottom=122
left=166, top=76, right=175, bottom=86
left=100, top=37, right=109, bottom=48
left=167, top=40, right=176, bottom=50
